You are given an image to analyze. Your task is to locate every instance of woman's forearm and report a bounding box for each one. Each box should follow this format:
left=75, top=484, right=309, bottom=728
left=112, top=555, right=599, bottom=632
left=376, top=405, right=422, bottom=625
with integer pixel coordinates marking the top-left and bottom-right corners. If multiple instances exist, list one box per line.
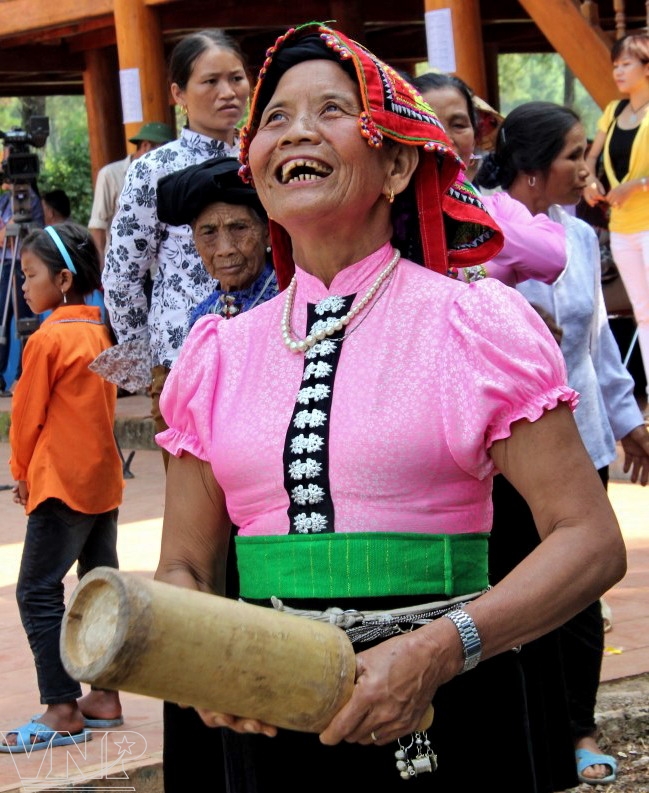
left=155, top=452, right=231, bottom=596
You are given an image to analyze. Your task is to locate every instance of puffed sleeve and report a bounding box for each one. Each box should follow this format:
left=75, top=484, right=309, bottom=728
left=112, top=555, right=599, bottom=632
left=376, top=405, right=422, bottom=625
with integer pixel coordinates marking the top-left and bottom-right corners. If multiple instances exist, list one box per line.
left=441, top=278, right=578, bottom=479
left=155, top=315, right=224, bottom=460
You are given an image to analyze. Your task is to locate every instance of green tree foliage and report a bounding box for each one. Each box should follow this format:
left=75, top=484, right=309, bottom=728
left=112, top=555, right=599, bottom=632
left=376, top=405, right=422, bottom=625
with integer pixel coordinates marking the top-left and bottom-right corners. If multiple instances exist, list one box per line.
left=1, top=95, right=92, bottom=225
left=0, top=99, right=21, bottom=132
left=416, top=53, right=601, bottom=138
left=38, top=96, right=92, bottom=225
left=498, top=53, right=601, bottom=137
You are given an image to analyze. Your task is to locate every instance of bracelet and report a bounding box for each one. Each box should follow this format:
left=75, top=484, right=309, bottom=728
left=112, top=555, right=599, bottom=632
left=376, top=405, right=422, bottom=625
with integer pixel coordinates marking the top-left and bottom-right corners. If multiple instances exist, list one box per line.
left=443, top=608, right=482, bottom=673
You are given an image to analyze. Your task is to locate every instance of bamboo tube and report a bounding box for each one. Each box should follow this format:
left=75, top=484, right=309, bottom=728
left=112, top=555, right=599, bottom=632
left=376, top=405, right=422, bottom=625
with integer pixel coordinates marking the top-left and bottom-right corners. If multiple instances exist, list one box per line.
left=62, top=567, right=434, bottom=734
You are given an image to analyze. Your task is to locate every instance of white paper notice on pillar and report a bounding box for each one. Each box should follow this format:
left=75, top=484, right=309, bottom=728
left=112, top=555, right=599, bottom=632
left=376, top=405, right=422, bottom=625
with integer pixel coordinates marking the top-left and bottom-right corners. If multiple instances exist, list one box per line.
left=119, top=68, right=144, bottom=124
left=425, top=8, right=457, bottom=73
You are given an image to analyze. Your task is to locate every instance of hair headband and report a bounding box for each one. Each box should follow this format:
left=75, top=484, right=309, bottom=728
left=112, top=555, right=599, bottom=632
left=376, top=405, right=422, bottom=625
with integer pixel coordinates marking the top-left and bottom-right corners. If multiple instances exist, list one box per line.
left=44, top=226, right=77, bottom=275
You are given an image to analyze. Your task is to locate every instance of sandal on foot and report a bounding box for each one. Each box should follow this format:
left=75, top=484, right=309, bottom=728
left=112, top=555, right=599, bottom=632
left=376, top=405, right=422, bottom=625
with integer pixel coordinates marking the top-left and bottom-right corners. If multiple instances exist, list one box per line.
left=32, top=711, right=124, bottom=729
left=576, top=748, right=617, bottom=785
left=83, top=716, right=124, bottom=728
left=0, top=719, right=92, bottom=754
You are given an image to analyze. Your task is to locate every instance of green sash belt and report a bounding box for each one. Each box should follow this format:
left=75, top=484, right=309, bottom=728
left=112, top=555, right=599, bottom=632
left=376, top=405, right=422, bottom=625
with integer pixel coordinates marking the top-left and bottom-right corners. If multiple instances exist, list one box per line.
left=235, top=532, right=489, bottom=600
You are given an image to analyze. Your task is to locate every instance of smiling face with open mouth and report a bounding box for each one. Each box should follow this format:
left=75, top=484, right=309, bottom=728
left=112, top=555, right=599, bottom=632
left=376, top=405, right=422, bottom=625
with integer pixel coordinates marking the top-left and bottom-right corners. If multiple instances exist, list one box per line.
left=248, top=60, right=395, bottom=241
left=279, top=159, right=333, bottom=184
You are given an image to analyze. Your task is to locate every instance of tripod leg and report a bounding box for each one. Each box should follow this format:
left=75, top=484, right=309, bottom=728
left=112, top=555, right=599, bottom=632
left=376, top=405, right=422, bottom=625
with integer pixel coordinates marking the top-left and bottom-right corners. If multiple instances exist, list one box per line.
left=114, top=431, right=136, bottom=479
left=0, top=226, right=39, bottom=388
left=0, top=237, right=18, bottom=390
left=0, top=237, right=16, bottom=350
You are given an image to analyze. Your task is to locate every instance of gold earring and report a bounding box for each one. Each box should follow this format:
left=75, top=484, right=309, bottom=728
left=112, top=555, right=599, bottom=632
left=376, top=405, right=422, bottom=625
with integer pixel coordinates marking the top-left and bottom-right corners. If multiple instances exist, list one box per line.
left=386, top=188, right=395, bottom=204
left=62, top=290, right=67, bottom=305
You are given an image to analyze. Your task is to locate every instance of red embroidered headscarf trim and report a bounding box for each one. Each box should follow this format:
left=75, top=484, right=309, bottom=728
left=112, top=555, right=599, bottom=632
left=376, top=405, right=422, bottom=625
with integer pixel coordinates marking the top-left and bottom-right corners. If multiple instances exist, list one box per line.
left=239, top=22, right=503, bottom=289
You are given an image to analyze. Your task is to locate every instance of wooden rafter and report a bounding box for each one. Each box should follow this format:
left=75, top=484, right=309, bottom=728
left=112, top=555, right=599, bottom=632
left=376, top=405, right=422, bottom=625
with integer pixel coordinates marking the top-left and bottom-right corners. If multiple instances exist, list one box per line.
left=0, top=0, right=112, bottom=40
left=517, top=0, right=619, bottom=107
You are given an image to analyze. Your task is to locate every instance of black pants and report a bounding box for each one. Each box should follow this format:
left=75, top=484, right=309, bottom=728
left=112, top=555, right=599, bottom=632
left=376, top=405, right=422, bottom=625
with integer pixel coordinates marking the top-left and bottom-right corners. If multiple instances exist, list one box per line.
left=17, top=499, right=118, bottom=704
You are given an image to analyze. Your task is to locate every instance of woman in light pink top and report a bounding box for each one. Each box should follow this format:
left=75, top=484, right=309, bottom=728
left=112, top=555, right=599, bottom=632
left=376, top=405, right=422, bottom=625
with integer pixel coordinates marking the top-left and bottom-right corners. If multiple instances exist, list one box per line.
left=154, top=24, right=625, bottom=793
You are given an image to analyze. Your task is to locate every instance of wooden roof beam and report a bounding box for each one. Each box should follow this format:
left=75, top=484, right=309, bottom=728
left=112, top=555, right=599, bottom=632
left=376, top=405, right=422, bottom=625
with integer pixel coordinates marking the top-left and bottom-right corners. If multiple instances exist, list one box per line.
left=0, top=17, right=112, bottom=49
left=0, top=0, right=112, bottom=39
left=517, top=0, right=618, bottom=107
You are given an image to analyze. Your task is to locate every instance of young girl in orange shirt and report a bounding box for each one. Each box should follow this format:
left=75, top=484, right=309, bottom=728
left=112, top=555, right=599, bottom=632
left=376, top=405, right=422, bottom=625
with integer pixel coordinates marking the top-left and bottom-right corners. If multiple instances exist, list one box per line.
left=2, top=222, right=123, bottom=753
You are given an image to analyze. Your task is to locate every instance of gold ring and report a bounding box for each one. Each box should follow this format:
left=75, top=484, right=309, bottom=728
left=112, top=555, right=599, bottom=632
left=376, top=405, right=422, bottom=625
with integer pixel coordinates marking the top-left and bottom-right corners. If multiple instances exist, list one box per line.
left=371, top=730, right=378, bottom=742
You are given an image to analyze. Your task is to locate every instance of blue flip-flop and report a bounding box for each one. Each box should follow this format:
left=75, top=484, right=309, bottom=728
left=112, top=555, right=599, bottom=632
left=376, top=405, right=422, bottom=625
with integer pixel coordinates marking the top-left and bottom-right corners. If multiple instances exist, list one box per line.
left=0, top=719, right=92, bottom=754
left=83, top=716, right=124, bottom=728
left=31, top=712, right=123, bottom=729
left=576, top=748, right=618, bottom=785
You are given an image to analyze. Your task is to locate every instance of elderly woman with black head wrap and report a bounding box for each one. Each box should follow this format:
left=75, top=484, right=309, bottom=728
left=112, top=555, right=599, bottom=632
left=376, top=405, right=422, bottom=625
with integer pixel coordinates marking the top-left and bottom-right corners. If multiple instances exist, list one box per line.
left=153, top=23, right=625, bottom=793
left=157, top=156, right=278, bottom=328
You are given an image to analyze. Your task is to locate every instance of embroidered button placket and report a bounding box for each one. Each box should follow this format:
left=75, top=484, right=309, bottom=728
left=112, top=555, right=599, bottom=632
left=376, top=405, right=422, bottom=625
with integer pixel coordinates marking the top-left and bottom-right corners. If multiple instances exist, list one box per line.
left=283, top=296, right=354, bottom=534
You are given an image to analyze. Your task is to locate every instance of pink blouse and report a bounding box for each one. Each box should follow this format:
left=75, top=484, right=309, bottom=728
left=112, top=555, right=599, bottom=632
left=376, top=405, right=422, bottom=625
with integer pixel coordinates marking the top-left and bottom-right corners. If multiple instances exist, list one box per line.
left=158, top=243, right=576, bottom=537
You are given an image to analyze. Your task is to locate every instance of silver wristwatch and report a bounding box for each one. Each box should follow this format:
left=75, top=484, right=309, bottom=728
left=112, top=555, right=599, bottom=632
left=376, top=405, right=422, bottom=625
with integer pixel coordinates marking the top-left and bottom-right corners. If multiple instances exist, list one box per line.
left=443, top=608, right=482, bottom=673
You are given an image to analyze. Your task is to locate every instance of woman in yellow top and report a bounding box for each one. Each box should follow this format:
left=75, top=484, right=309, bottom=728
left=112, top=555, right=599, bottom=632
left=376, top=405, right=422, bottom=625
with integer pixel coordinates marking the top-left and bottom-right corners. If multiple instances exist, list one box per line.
left=584, top=31, right=649, bottom=413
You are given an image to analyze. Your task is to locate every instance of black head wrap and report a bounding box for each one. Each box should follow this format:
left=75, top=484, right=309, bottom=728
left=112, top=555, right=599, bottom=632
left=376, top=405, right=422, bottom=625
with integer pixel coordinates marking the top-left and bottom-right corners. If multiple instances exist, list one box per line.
left=253, top=34, right=356, bottom=123
left=157, top=157, right=267, bottom=226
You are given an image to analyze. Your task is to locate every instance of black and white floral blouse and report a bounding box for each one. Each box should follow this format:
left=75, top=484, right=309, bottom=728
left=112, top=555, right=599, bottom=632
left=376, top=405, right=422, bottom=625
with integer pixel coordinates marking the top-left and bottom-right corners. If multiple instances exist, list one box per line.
left=102, top=128, right=239, bottom=369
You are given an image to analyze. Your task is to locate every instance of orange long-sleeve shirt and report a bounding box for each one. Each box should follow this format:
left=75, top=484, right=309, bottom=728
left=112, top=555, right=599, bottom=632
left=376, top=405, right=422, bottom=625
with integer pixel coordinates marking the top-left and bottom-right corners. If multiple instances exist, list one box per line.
left=9, top=304, right=123, bottom=514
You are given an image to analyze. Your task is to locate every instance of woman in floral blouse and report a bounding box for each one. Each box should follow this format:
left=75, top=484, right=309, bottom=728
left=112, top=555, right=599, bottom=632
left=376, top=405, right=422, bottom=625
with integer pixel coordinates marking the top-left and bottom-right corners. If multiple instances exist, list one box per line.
left=101, top=28, right=251, bottom=793
left=102, top=29, right=250, bottom=439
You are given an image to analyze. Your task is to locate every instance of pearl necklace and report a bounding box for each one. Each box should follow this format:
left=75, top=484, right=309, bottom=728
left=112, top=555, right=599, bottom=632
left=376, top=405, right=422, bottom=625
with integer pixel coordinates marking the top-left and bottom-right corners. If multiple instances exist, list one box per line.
left=281, top=248, right=401, bottom=353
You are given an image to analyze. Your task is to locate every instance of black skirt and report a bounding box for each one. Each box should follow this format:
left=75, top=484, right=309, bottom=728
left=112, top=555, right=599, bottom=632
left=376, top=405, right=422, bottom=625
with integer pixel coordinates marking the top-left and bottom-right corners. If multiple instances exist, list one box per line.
left=489, top=473, right=588, bottom=793
left=219, top=592, right=548, bottom=793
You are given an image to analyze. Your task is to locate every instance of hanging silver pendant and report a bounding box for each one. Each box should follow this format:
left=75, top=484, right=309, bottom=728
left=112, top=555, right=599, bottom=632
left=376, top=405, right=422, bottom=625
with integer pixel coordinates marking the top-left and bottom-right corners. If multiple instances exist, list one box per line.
left=394, top=731, right=437, bottom=780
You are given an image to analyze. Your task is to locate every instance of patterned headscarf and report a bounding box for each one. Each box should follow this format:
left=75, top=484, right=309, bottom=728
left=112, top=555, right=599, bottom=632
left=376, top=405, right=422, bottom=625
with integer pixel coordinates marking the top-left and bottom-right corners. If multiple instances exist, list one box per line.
left=239, top=22, right=503, bottom=288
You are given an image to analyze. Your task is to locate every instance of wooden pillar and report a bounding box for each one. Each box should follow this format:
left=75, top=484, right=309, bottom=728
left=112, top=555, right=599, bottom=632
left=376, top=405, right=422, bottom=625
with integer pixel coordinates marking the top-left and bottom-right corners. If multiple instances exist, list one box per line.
left=329, top=0, right=366, bottom=44
left=83, top=47, right=126, bottom=185
left=423, top=0, right=487, bottom=98
left=112, top=0, right=172, bottom=149
left=613, top=0, right=627, bottom=39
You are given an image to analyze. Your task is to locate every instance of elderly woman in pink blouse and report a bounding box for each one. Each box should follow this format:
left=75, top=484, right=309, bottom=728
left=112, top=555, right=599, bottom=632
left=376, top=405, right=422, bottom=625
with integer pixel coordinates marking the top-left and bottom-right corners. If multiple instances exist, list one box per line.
left=153, top=24, right=625, bottom=793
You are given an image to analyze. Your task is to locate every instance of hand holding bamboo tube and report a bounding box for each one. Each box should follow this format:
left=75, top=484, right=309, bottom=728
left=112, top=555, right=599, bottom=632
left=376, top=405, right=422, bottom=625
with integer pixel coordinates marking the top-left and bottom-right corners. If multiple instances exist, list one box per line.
left=61, top=567, right=434, bottom=735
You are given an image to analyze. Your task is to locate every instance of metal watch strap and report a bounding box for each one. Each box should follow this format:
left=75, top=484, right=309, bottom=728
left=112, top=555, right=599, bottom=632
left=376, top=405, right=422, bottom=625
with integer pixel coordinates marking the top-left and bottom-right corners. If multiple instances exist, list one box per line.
left=443, top=608, right=482, bottom=673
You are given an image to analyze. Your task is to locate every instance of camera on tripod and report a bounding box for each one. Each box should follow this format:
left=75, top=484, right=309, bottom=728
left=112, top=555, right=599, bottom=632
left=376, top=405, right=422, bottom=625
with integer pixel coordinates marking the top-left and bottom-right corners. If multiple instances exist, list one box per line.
left=0, top=115, right=50, bottom=223
left=0, top=116, right=51, bottom=371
